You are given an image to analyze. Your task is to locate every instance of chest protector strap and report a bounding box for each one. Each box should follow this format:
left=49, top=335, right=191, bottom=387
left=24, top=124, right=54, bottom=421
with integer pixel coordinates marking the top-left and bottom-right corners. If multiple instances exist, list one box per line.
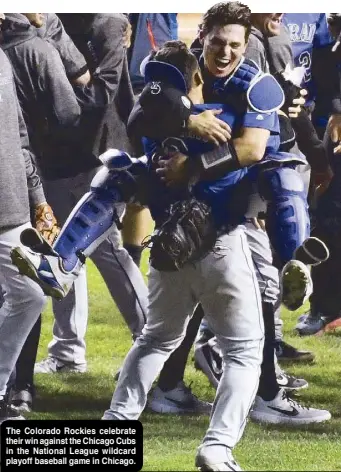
left=224, top=57, right=285, bottom=113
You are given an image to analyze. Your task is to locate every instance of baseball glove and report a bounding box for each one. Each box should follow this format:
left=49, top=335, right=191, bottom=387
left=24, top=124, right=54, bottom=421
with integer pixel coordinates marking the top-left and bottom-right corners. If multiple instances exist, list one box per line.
left=146, top=197, right=217, bottom=271
left=34, top=203, right=60, bottom=245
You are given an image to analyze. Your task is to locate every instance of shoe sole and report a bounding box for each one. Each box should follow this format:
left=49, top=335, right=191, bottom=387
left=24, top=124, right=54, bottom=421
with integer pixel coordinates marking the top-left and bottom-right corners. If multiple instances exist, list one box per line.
left=11, top=247, right=64, bottom=300
left=147, top=401, right=211, bottom=415
left=250, top=410, right=331, bottom=425
left=194, top=350, right=219, bottom=390
left=280, top=261, right=312, bottom=311
left=195, top=458, right=241, bottom=471
left=34, top=364, right=87, bottom=374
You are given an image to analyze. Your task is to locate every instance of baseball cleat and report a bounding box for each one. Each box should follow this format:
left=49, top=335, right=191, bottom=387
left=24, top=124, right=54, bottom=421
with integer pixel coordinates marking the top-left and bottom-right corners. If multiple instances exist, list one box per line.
left=10, top=245, right=81, bottom=300
left=148, top=381, right=212, bottom=415
left=295, top=314, right=326, bottom=336
left=0, top=398, right=25, bottom=424
left=195, top=451, right=242, bottom=471
left=20, top=227, right=58, bottom=255
left=250, top=388, right=331, bottom=425
left=34, top=357, right=87, bottom=374
left=296, top=310, right=341, bottom=336
left=280, top=260, right=312, bottom=311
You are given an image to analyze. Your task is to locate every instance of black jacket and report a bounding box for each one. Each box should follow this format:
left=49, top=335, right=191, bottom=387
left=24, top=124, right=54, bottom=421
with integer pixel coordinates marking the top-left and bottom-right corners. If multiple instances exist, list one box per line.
left=58, top=14, right=141, bottom=160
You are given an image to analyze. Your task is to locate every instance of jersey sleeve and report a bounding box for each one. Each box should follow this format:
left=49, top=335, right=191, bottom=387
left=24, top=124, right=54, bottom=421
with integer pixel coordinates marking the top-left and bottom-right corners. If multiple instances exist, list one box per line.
left=241, top=109, right=279, bottom=133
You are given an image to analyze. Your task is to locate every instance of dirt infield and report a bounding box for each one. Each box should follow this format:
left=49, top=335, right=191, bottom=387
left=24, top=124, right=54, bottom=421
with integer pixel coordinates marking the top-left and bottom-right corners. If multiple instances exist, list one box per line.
left=178, top=13, right=202, bottom=45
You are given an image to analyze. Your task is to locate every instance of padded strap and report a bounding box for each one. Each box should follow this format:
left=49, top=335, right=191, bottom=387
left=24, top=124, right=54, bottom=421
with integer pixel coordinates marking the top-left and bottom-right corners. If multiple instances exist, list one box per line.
left=247, top=73, right=285, bottom=113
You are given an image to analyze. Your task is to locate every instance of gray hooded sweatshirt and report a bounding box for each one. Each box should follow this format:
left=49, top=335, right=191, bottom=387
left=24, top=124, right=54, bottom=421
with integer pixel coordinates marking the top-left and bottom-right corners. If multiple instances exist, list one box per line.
left=1, top=14, right=81, bottom=175
left=0, top=49, right=45, bottom=230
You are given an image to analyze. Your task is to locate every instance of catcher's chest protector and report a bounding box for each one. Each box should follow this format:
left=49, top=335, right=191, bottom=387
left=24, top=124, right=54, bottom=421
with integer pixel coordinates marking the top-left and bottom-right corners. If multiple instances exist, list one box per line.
left=212, top=57, right=284, bottom=113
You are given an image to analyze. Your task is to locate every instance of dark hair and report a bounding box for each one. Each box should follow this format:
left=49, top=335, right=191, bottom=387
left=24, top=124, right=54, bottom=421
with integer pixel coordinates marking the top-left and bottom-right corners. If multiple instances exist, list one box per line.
left=201, top=1, right=251, bottom=40
left=151, top=40, right=199, bottom=91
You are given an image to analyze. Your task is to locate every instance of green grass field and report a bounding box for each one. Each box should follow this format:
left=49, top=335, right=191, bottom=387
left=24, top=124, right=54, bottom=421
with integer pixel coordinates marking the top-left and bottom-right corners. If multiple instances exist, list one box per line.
left=30, top=252, right=341, bottom=471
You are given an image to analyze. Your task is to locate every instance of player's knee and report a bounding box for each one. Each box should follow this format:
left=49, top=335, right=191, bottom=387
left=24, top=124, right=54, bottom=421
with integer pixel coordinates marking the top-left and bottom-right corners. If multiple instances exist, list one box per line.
left=138, top=328, right=185, bottom=352
left=8, top=277, right=46, bottom=314
left=220, top=337, right=264, bottom=368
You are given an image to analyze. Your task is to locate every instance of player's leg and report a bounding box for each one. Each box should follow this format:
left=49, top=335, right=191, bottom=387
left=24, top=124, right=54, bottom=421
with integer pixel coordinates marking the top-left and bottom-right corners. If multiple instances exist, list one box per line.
left=243, top=223, right=329, bottom=424
left=148, top=303, right=210, bottom=414
left=259, top=165, right=328, bottom=310
left=90, top=204, right=148, bottom=339
left=195, top=226, right=264, bottom=471
left=0, top=223, right=46, bottom=422
left=102, top=264, right=199, bottom=420
left=10, top=315, right=41, bottom=412
left=34, top=174, right=89, bottom=373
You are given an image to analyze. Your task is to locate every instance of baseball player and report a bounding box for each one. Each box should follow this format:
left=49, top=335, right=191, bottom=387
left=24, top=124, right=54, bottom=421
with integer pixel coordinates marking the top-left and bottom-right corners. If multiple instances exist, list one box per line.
left=12, top=36, right=265, bottom=470
left=10, top=23, right=330, bottom=470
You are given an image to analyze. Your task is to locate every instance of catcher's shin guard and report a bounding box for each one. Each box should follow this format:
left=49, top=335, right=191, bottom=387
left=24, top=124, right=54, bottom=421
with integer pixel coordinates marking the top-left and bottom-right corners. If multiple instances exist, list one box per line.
left=259, top=166, right=310, bottom=265
left=54, top=166, right=136, bottom=272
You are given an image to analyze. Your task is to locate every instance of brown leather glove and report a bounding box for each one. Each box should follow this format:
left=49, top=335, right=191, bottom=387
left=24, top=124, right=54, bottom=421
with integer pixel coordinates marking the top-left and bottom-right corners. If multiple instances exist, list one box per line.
left=34, top=203, right=60, bottom=245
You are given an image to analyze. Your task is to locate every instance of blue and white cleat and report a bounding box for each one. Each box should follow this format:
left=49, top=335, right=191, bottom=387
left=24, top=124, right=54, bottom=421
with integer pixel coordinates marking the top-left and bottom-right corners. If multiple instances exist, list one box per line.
left=10, top=229, right=81, bottom=300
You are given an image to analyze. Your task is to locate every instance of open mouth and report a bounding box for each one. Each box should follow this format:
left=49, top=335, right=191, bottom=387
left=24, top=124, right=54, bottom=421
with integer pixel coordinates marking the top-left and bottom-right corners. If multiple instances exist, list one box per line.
left=215, top=58, right=230, bottom=69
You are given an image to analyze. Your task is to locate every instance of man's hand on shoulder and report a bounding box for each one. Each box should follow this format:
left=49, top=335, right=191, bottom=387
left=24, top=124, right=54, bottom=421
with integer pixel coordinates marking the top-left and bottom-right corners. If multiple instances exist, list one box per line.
left=187, top=110, right=231, bottom=146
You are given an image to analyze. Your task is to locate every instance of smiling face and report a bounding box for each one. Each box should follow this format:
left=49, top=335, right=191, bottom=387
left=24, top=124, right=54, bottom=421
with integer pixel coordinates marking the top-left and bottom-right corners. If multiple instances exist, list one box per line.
left=252, top=13, right=283, bottom=37
left=201, top=23, right=247, bottom=78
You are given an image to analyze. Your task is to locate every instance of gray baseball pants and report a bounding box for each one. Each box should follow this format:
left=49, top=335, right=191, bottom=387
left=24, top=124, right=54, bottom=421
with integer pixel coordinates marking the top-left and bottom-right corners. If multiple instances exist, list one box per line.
left=0, top=223, right=46, bottom=396
left=103, top=226, right=264, bottom=462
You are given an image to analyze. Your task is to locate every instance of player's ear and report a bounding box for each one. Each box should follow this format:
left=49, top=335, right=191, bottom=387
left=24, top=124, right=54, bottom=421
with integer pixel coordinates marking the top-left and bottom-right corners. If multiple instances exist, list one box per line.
left=193, top=70, right=203, bottom=87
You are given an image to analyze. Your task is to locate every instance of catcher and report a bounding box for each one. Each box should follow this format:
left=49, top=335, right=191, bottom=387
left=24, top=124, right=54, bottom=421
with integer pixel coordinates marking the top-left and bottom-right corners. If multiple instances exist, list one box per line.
left=11, top=36, right=267, bottom=472
left=10, top=38, right=330, bottom=470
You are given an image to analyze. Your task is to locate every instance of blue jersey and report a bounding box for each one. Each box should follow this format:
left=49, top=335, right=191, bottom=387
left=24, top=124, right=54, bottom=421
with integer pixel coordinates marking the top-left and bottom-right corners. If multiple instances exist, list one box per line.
left=143, top=102, right=279, bottom=229
left=282, top=14, right=333, bottom=102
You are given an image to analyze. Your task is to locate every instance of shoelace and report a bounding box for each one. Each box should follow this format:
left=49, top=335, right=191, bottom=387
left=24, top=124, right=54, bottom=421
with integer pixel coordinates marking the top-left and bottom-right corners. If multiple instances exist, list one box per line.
left=281, top=390, right=310, bottom=411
